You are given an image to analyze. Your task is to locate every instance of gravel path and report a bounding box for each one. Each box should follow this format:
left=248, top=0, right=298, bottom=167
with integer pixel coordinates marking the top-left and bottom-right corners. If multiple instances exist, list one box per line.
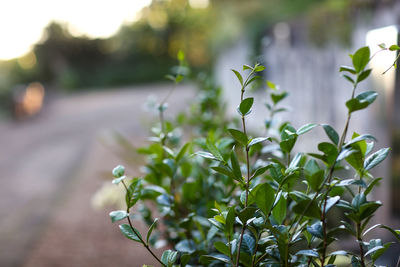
left=0, top=84, right=196, bottom=267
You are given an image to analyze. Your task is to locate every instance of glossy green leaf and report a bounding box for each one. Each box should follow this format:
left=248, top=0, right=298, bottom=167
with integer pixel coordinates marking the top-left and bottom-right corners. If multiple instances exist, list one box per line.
left=126, top=178, right=142, bottom=208
left=175, top=240, right=196, bottom=254
left=195, top=151, right=217, bottom=160
left=230, top=150, right=242, bottom=180
left=110, top=210, right=128, bottom=223
left=296, top=249, right=319, bottom=257
left=214, top=241, right=230, bottom=256
left=364, top=148, right=390, bottom=171
left=352, top=193, right=366, bottom=209
left=324, top=196, right=340, bottom=213
left=345, top=134, right=377, bottom=147
left=307, top=221, right=323, bottom=238
left=238, top=207, right=257, bottom=225
left=380, top=225, right=400, bottom=241
left=272, top=194, right=287, bottom=224
left=296, top=123, right=317, bottom=135
left=280, top=125, right=297, bottom=153
left=228, top=129, right=248, bottom=146
left=352, top=46, right=370, bottom=73
left=112, top=165, right=125, bottom=178
left=293, top=199, right=320, bottom=219
left=359, top=201, right=382, bottom=220
left=112, top=176, right=126, bottom=185
left=146, top=218, right=158, bottom=244
left=199, top=254, right=230, bottom=264
left=346, top=91, right=378, bottom=113
left=389, top=44, right=400, bottom=51
left=161, top=250, right=178, bottom=267
left=212, top=166, right=242, bottom=183
left=241, top=234, right=255, bottom=254
left=206, top=139, right=224, bottom=161
left=357, top=69, right=372, bottom=83
left=238, top=97, right=254, bottom=116
left=119, top=224, right=142, bottom=243
left=251, top=165, right=271, bottom=179
left=308, top=170, right=324, bottom=191
left=248, top=137, right=270, bottom=148
left=180, top=254, right=191, bottom=267
left=255, top=183, right=275, bottom=216
left=365, top=177, right=382, bottom=195
left=225, top=207, right=235, bottom=234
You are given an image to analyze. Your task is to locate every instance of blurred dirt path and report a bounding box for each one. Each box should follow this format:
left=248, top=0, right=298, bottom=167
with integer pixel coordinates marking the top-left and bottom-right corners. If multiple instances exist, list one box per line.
left=0, top=84, right=195, bottom=267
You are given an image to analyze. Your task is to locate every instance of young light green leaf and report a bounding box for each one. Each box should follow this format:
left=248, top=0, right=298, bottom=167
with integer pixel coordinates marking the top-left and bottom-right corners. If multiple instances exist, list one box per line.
left=238, top=97, right=254, bottom=116
left=378, top=43, right=386, bottom=49
left=177, top=50, right=185, bottom=61
left=389, top=44, right=400, bottom=51
left=254, top=65, right=265, bottom=72
left=231, top=69, right=243, bottom=86
left=243, top=64, right=253, bottom=71
left=266, top=80, right=277, bottom=90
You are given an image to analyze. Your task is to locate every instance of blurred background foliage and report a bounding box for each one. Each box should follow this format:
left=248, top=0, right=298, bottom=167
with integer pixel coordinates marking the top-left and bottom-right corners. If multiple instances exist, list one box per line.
left=0, top=0, right=395, bottom=115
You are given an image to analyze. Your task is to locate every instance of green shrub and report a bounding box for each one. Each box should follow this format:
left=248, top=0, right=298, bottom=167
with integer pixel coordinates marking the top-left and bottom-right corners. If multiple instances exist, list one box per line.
left=109, top=46, right=400, bottom=267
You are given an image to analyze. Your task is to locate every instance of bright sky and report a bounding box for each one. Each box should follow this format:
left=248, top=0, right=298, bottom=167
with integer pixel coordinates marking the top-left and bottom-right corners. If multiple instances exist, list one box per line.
left=0, top=0, right=151, bottom=60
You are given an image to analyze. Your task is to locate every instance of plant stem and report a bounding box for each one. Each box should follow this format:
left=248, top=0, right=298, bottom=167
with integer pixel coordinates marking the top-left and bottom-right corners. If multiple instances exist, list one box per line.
left=122, top=181, right=166, bottom=267
left=235, top=69, right=255, bottom=267
left=356, top=222, right=366, bottom=267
